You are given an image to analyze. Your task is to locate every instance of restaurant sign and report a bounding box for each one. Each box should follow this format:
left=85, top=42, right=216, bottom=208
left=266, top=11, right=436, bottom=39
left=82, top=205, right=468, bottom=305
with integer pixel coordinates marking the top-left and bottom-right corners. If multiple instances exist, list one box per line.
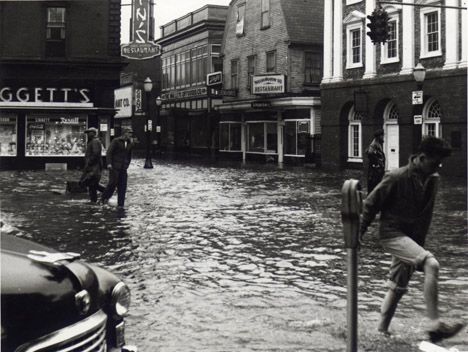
left=252, top=74, right=286, bottom=95
left=121, top=0, right=161, bottom=60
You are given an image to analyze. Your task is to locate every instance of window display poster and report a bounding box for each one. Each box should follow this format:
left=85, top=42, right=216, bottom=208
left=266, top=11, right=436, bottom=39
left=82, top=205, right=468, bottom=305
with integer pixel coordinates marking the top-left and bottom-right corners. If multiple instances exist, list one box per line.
left=26, top=114, right=87, bottom=156
left=0, top=115, right=17, bottom=156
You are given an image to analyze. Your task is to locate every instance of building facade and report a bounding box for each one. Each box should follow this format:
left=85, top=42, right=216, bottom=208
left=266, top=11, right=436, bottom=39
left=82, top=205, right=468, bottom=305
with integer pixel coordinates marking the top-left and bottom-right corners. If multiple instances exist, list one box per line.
left=217, top=0, right=324, bottom=164
left=321, top=0, right=467, bottom=177
left=155, top=5, right=227, bottom=157
left=0, top=0, right=124, bottom=170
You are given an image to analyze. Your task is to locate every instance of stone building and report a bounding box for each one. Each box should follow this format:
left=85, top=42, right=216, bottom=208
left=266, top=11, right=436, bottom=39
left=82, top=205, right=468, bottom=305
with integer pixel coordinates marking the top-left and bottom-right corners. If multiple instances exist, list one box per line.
left=217, top=0, right=324, bottom=164
left=0, top=0, right=124, bottom=170
left=320, top=0, right=467, bottom=177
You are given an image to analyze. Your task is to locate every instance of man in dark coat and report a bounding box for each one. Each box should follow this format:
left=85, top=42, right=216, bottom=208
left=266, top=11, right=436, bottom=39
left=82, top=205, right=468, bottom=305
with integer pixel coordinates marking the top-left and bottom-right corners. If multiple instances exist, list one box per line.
left=100, top=128, right=133, bottom=208
left=366, top=129, right=386, bottom=194
left=79, top=127, right=104, bottom=203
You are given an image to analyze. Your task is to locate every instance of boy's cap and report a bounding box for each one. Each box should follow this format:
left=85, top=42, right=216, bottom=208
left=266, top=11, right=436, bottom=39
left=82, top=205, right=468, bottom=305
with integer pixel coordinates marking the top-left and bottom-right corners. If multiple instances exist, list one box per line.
left=374, top=129, right=384, bottom=137
left=84, top=127, right=98, bottom=134
left=418, top=136, right=452, bottom=158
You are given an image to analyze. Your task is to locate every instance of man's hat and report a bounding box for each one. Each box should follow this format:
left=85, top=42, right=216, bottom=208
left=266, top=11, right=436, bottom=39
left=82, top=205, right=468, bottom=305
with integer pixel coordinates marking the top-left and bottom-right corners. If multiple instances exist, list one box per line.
left=374, top=129, right=384, bottom=137
left=84, top=127, right=98, bottom=134
left=418, top=136, right=452, bottom=158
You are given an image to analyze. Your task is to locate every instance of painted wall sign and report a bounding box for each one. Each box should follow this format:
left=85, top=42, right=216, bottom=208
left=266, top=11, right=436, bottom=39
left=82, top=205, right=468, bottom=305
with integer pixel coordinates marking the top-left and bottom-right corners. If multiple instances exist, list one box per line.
left=0, top=87, right=91, bottom=104
left=161, top=87, right=207, bottom=101
left=121, top=0, right=161, bottom=60
left=114, top=86, right=133, bottom=118
left=252, top=75, right=286, bottom=94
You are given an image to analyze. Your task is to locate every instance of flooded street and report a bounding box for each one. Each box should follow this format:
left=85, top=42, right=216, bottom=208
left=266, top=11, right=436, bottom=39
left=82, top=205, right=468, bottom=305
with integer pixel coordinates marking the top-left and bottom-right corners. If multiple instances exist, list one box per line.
left=1, top=159, right=467, bottom=351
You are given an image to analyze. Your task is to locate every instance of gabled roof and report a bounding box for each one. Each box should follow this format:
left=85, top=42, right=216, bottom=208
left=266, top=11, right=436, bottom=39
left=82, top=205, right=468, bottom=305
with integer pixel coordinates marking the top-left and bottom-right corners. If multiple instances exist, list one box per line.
left=280, top=0, right=323, bottom=45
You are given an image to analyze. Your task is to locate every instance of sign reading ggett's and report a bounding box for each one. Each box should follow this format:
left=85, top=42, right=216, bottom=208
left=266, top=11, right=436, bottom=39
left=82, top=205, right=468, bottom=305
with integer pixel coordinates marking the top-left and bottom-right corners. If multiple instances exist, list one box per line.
left=252, top=74, right=286, bottom=95
left=121, top=0, right=161, bottom=60
left=0, top=86, right=91, bottom=103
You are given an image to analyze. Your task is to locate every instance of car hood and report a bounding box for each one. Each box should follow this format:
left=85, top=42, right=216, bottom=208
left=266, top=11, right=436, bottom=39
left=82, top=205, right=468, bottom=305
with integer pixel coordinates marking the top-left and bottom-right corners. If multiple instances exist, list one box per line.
left=1, top=234, right=104, bottom=347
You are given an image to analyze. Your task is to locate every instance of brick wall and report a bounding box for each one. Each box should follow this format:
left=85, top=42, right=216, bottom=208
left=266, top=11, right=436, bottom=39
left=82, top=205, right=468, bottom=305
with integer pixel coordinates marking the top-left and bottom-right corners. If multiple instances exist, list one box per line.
left=321, top=70, right=467, bottom=177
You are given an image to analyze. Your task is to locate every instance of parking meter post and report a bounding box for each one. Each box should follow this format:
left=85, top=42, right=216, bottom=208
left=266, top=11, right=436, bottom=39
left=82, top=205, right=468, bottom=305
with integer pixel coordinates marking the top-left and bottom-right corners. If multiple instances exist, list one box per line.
left=341, top=179, right=362, bottom=352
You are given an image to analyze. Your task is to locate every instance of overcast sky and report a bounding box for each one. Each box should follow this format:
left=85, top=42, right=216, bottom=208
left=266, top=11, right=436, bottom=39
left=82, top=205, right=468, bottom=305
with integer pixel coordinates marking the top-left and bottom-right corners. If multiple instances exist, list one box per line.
left=121, top=0, right=231, bottom=43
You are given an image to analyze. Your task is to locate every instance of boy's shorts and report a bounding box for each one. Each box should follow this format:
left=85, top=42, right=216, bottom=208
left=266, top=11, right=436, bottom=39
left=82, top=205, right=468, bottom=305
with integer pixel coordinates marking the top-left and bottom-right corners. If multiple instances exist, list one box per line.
left=380, top=236, right=434, bottom=293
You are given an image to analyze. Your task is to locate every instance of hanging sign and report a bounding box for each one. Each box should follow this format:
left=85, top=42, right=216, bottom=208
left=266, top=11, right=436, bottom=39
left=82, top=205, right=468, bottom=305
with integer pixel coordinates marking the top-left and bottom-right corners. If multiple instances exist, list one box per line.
left=252, top=75, right=286, bottom=94
left=413, top=115, right=423, bottom=125
left=121, top=0, right=161, bottom=60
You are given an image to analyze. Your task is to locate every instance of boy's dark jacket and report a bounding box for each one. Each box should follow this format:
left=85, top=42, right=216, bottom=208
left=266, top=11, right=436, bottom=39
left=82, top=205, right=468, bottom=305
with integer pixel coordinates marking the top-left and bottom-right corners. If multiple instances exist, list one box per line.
left=106, top=136, right=133, bottom=170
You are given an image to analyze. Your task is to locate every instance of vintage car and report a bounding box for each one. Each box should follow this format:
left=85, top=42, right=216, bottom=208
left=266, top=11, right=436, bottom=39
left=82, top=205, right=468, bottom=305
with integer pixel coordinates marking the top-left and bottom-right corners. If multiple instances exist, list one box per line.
left=1, top=232, right=137, bottom=352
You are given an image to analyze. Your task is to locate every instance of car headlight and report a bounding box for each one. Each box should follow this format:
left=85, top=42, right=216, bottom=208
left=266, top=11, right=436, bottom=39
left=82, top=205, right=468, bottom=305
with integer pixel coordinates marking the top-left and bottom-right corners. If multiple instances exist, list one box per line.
left=111, top=282, right=131, bottom=317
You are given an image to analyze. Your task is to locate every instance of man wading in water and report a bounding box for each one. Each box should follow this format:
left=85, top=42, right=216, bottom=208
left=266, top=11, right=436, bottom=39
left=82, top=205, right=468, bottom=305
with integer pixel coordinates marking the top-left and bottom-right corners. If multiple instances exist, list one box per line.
left=359, top=136, right=465, bottom=342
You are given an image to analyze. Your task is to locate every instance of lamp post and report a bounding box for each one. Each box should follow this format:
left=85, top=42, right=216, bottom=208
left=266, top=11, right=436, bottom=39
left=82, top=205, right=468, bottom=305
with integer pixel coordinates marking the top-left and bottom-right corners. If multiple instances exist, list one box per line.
left=412, top=63, right=426, bottom=150
left=143, top=77, right=153, bottom=169
left=155, top=96, right=162, bottom=157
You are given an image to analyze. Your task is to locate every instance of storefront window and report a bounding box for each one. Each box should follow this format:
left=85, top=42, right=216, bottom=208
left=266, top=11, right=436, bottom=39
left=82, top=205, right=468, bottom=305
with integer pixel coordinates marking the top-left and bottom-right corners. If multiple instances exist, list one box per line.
left=284, top=120, right=310, bottom=156
left=247, top=122, right=277, bottom=154
left=0, top=114, right=17, bottom=156
left=219, top=122, right=241, bottom=151
left=248, top=123, right=264, bottom=152
left=26, top=114, right=87, bottom=156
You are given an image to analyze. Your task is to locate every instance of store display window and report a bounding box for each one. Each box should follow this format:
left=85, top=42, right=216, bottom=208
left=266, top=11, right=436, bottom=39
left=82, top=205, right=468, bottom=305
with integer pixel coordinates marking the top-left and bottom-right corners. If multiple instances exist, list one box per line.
left=0, top=114, right=18, bottom=157
left=284, top=120, right=310, bottom=156
left=26, top=114, right=87, bottom=157
left=219, top=122, right=241, bottom=151
left=247, top=122, right=277, bottom=154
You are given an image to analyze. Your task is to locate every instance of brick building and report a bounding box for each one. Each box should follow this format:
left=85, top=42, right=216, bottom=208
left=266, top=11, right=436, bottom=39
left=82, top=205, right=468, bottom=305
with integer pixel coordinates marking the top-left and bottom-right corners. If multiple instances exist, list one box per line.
left=0, top=0, right=125, bottom=170
left=217, top=0, right=324, bottom=164
left=155, top=5, right=227, bottom=157
left=320, top=0, right=467, bottom=177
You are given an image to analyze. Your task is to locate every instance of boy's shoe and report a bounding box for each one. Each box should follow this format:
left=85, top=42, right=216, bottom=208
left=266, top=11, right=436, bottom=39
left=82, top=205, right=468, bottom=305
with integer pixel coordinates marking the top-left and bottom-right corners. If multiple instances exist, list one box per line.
left=428, top=321, right=465, bottom=343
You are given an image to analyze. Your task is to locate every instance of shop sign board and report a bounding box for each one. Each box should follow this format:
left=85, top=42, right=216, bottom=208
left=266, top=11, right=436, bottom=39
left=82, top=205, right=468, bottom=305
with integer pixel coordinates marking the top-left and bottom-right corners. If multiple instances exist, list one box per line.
left=0, top=86, right=92, bottom=104
left=414, top=115, right=423, bottom=125
left=206, top=72, right=223, bottom=87
left=114, top=86, right=133, bottom=118
left=161, top=87, right=207, bottom=101
left=218, top=89, right=237, bottom=97
left=412, top=90, right=423, bottom=105
left=121, top=0, right=161, bottom=60
left=251, top=101, right=271, bottom=109
left=252, top=75, right=286, bottom=95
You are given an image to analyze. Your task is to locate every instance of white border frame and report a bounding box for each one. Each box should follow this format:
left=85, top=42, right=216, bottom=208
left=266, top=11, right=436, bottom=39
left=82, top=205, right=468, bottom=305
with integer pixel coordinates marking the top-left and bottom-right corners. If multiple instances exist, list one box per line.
left=347, top=106, right=363, bottom=162
left=381, top=14, right=400, bottom=64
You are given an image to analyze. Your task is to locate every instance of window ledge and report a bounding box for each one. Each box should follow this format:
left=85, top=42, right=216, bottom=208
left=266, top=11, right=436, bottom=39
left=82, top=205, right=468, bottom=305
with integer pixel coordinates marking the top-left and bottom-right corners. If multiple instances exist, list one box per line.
left=420, top=51, right=442, bottom=59
left=381, top=58, right=400, bottom=65
left=260, top=25, right=270, bottom=30
left=346, top=63, right=363, bottom=69
left=347, top=157, right=363, bottom=163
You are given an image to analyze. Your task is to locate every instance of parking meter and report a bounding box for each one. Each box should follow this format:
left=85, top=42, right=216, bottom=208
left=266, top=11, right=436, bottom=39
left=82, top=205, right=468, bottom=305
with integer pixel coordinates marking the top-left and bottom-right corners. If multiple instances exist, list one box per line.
left=341, top=179, right=362, bottom=352
left=341, top=179, right=362, bottom=248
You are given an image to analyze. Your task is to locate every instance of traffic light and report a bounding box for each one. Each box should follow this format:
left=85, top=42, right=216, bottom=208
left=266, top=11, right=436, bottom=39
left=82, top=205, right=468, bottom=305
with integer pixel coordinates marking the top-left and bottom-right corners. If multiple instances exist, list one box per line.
left=366, top=7, right=389, bottom=44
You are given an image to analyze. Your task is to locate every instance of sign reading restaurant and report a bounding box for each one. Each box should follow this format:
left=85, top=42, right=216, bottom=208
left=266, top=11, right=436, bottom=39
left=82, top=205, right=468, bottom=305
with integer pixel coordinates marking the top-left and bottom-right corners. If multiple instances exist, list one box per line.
left=252, top=74, right=286, bottom=95
left=121, top=0, right=161, bottom=60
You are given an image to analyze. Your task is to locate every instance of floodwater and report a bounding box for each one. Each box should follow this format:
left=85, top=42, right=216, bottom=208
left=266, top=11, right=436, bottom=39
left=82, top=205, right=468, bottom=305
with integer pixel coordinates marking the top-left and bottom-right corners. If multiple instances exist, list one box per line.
left=1, top=159, right=467, bottom=351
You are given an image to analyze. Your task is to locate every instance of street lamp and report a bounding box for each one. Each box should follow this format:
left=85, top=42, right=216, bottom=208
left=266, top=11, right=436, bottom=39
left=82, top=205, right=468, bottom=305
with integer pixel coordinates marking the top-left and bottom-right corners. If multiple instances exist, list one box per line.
left=143, top=77, right=153, bottom=169
left=413, top=62, right=426, bottom=90
left=155, top=96, right=162, bottom=156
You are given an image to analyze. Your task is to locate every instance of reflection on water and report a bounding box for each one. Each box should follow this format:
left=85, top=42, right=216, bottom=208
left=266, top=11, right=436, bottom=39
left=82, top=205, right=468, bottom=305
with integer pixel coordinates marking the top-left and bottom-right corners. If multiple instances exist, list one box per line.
left=1, top=160, right=467, bottom=351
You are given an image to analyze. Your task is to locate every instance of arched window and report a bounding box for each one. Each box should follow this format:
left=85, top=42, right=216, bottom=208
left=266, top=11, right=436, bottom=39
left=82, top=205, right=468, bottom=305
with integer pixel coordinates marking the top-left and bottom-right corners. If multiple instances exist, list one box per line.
left=385, top=102, right=399, bottom=121
left=423, top=98, right=441, bottom=137
left=348, top=106, right=363, bottom=161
